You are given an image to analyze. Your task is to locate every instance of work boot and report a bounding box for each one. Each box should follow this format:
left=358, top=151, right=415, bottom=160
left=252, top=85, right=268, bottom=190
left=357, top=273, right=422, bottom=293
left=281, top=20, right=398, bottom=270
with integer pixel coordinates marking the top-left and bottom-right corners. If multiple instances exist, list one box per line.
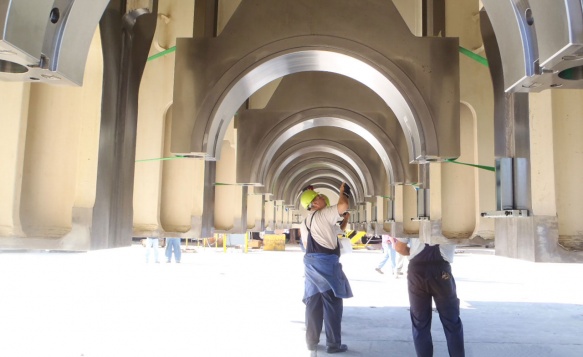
left=326, top=344, right=348, bottom=353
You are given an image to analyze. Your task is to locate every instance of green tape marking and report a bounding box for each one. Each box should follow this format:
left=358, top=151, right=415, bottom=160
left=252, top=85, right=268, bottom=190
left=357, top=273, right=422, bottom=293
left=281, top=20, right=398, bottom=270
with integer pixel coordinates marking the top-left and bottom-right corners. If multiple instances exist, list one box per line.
left=147, top=46, right=176, bottom=62
left=445, top=159, right=495, bottom=172
left=459, top=46, right=488, bottom=67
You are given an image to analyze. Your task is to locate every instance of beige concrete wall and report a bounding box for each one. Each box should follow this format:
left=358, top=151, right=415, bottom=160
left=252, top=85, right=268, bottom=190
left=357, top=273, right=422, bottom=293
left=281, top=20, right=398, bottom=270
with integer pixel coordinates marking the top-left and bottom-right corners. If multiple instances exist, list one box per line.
left=551, top=90, right=583, bottom=250
left=18, top=30, right=103, bottom=241
left=448, top=0, right=496, bottom=239
left=133, top=0, right=195, bottom=237
left=529, top=91, right=557, bottom=217
left=442, top=104, right=477, bottom=238
left=0, top=82, right=30, bottom=238
left=403, top=185, right=420, bottom=234
left=246, top=192, right=260, bottom=229
left=215, top=132, right=243, bottom=231
left=430, top=163, right=442, bottom=221
left=159, top=108, right=199, bottom=234
left=393, top=0, right=422, bottom=36
left=265, top=199, right=275, bottom=230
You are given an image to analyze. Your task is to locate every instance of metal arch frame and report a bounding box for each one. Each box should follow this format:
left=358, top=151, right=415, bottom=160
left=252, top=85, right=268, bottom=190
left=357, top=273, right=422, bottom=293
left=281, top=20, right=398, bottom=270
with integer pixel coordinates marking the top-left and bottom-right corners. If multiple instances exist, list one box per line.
left=171, top=0, right=461, bottom=217
left=246, top=109, right=405, bottom=187
left=273, top=157, right=363, bottom=202
left=261, top=140, right=378, bottom=197
left=481, top=0, right=583, bottom=92
left=287, top=170, right=360, bottom=205
left=288, top=174, right=359, bottom=211
left=199, top=47, right=433, bottom=163
left=481, top=0, right=538, bottom=92
left=0, top=0, right=111, bottom=86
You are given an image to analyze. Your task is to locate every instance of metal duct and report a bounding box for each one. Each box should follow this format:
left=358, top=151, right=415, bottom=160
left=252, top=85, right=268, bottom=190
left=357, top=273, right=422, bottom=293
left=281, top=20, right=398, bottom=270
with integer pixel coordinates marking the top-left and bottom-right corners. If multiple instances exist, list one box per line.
left=0, top=0, right=109, bottom=86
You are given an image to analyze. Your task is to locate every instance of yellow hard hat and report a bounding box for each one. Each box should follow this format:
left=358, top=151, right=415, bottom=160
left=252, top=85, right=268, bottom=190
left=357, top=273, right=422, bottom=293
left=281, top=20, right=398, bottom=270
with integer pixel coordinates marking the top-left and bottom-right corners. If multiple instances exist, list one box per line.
left=300, top=189, right=319, bottom=210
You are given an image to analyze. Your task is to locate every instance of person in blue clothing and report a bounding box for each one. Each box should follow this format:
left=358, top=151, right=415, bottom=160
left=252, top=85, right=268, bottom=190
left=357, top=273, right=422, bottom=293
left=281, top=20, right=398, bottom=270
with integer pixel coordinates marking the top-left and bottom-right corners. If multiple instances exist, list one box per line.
left=144, top=237, right=160, bottom=263
left=394, top=238, right=465, bottom=357
left=375, top=233, right=404, bottom=277
left=300, top=183, right=353, bottom=355
left=165, top=237, right=182, bottom=263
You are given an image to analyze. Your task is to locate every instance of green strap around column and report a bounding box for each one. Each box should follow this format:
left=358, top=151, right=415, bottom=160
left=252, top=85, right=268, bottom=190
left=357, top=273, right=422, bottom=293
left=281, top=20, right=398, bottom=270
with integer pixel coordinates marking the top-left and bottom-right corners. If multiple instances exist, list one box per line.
left=445, top=159, right=495, bottom=172
left=459, top=46, right=488, bottom=67
left=147, top=46, right=176, bottom=61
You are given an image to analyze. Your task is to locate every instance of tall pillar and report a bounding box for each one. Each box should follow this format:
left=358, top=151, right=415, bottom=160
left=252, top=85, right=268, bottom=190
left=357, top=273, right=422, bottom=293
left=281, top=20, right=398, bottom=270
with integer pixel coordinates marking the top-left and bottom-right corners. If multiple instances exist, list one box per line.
left=92, top=0, right=158, bottom=249
left=0, top=82, right=29, bottom=240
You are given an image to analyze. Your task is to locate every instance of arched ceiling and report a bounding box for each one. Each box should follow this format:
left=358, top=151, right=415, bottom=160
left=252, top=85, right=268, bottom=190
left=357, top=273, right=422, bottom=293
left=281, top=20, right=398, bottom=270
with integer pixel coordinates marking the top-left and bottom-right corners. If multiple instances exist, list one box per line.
left=262, top=140, right=375, bottom=199
left=172, top=0, right=459, bottom=214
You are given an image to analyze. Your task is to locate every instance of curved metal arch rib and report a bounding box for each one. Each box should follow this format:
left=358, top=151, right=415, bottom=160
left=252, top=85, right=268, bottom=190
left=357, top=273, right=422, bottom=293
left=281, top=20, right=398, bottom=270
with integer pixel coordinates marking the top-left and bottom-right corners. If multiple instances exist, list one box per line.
left=206, top=50, right=424, bottom=162
left=251, top=115, right=400, bottom=188
left=287, top=173, right=359, bottom=210
left=274, top=158, right=361, bottom=203
left=263, top=140, right=376, bottom=198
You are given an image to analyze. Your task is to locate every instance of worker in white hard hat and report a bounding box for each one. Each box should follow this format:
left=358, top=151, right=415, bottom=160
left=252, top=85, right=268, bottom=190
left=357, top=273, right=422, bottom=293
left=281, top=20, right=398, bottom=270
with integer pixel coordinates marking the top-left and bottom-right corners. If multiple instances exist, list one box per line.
left=299, top=182, right=352, bottom=355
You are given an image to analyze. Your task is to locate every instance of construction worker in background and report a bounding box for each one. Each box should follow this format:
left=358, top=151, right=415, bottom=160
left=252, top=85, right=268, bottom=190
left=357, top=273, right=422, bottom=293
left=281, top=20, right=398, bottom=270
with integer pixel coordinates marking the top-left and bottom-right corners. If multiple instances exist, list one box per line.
left=300, top=183, right=352, bottom=355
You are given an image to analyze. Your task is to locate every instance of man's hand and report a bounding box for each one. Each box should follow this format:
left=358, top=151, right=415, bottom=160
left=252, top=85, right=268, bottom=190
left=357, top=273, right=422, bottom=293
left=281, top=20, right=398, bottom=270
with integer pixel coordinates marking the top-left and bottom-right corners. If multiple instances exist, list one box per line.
left=337, top=183, right=349, bottom=215
left=394, top=240, right=410, bottom=256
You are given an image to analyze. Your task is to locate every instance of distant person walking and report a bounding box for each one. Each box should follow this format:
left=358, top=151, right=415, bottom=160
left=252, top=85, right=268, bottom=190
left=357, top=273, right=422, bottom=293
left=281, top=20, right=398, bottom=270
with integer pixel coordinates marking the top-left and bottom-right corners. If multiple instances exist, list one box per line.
left=145, top=237, right=160, bottom=263
left=165, top=237, right=182, bottom=263
left=300, top=183, right=353, bottom=355
left=375, top=234, right=404, bottom=277
left=395, top=238, right=464, bottom=356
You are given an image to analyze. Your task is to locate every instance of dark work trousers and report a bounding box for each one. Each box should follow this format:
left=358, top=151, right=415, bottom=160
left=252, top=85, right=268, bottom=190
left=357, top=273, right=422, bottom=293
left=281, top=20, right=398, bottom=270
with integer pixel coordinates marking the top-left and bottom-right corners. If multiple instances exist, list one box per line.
left=407, top=245, right=464, bottom=357
left=305, top=289, right=343, bottom=348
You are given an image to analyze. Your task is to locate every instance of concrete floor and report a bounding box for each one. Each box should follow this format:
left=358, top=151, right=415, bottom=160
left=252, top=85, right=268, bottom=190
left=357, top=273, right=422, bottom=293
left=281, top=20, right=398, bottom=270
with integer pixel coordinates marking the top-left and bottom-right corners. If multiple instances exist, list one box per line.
left=0, top=244, right=582, bottom=357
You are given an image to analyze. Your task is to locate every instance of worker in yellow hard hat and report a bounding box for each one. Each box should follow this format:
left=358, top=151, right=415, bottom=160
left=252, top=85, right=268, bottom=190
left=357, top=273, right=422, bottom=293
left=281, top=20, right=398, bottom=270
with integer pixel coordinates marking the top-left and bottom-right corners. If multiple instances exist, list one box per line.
left=300, top=190, right=331, bottom=210
left=299, top=182, right=352, bottom=354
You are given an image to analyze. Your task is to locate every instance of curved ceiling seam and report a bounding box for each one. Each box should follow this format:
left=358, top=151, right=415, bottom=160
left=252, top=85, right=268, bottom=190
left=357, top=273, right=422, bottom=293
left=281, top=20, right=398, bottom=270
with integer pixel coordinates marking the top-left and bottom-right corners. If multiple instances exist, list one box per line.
left=289, top=176, right=359, bottom=210
left=249, top=106, right=403, bottom=185
left=286, top=171, right=361, bottom=206
left=264, top=143, right=376, bottom=197
left=274, top=159, right=364, bottom=201
left=251, top=116, right=398, bottom=188
left=271, top=157, right=364, bottom=198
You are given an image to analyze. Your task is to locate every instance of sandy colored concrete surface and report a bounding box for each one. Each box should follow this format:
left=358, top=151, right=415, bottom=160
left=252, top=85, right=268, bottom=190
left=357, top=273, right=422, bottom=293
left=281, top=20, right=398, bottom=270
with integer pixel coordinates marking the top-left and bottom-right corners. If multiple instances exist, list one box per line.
left=0, top=244, right=582, bottom=357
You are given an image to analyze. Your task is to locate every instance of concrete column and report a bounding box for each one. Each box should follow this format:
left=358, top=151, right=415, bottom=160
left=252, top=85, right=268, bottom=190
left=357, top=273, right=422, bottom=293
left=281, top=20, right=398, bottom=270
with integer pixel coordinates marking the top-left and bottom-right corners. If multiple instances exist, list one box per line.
left=403, top=184, right=420, bottom=235
left=430, top=162, right=442, bottom=221
left=247, top=191, right=263, bottom=230
left=215, top=125, right=243, bottom=232
left=17, top=30, right=102, bottom=250
left=448, top=0, right=495, bottom=240
left=442, top=104, right=477, bottom=239
left=133, top=0, right=194, bottom=238
left=0, top=82, right=30, bottom=239
left=529, top=91, right=556, bottom=217
left=265, top=200, right=275, bottom=231
left=159, top=107, right=199, bottom=235
left=552, top=90, right=583, bottom=251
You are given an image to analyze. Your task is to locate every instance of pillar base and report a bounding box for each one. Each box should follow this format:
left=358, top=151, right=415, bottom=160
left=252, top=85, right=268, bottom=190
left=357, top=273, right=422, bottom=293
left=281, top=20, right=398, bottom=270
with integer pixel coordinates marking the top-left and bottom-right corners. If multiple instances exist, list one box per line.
left=495, top=215, right=583, bottom=262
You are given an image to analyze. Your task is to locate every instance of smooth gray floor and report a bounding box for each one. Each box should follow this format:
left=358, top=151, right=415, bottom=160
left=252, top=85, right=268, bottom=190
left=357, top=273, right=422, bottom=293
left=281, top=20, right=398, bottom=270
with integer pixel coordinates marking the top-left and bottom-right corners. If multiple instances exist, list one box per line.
left=0, top=244, right=582, bottom=357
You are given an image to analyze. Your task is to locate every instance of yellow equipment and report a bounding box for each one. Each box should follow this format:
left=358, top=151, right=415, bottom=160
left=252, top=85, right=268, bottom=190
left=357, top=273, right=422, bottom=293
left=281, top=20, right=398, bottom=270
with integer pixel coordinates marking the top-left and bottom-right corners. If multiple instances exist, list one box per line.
left=344, top=230, right=367, bottom=249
